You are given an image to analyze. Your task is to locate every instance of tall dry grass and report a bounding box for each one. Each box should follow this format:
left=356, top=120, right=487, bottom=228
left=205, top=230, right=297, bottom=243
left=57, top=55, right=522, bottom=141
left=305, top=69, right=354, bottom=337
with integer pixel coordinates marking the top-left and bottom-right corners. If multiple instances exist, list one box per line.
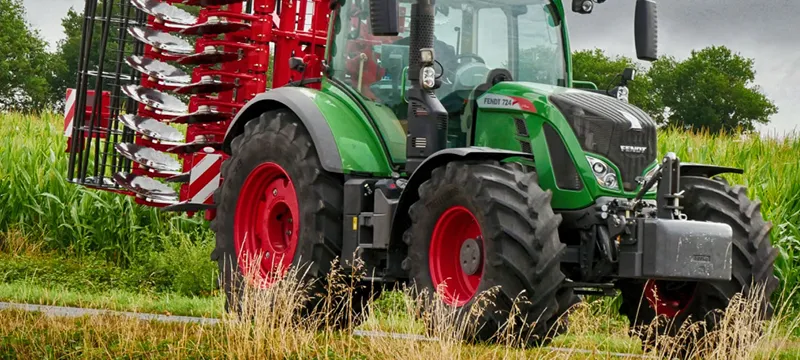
left=2, top=254, right=798, bottom=359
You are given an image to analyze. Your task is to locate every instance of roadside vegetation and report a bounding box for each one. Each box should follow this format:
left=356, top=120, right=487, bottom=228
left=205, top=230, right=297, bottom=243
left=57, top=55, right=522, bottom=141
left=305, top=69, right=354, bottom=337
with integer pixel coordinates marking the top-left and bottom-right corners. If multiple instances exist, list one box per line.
left=2, top=111, right=800, bottom=358
left=1, top=260, right=799, bottom=359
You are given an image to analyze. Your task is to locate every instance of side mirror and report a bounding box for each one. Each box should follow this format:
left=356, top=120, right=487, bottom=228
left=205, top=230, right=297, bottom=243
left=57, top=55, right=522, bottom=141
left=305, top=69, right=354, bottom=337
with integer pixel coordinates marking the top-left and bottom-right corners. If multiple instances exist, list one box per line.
left=634, top=0, right=658, bottom=61
left=369, top=0, right=399, bottom=36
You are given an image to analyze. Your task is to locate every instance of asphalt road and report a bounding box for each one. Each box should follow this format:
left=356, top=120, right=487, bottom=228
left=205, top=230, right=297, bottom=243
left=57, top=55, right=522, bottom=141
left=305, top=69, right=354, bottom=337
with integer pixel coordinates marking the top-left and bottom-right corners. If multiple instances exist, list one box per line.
left=0, top=301, right=653, bottom=358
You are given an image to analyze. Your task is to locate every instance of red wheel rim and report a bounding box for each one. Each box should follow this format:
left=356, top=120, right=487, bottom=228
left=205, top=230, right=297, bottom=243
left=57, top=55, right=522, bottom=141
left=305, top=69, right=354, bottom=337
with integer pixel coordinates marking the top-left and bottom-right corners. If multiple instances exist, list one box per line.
left=233, top=162, right=300, bottom=287
left=644, top=279, right=697, bottom=318
left=429, top=206, right=484, bottom=307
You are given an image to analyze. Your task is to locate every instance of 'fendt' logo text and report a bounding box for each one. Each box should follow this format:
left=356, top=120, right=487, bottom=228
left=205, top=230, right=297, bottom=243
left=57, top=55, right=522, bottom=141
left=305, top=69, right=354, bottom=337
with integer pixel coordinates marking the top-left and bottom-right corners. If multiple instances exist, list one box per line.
left=620, top=145, right=647, bottom=154
left=483, top=97, right=514, bottom=106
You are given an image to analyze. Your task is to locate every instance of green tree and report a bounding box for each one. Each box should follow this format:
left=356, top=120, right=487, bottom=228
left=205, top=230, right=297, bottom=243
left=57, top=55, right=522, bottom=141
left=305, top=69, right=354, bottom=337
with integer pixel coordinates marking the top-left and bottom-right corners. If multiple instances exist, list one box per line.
left=571, top=49, right=663, bottom=121
left=649, top=46, right=777, bottom=133
left=0, top=0, right=54, bottom=112
left=50, top=3, right=139, bottom=112
left=49, top=2, right=204, bottom=111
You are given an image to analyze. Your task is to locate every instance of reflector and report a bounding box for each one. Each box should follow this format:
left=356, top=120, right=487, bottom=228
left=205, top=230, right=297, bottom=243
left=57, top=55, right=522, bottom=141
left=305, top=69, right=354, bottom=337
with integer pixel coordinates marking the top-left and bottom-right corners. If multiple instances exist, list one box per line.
left=113, top=172, right=178, bottom=201
left=119, top=114, right=185, bottom=142
left=174, top=76, right=237, bottom=95
left=180, top=17, right=252, bottom=36
left=121, top=84, right=189, bottom=113
left=178, top=47, right=240, bottom=65
left=127, top=26, right=194, bottom=54
left=125, top=56, right=191, bottom=84
left=167, top=106, right=231, bottom=124
left=115, top=142, right=183, bottom=172
left=131, top=0, right=198, bottom=25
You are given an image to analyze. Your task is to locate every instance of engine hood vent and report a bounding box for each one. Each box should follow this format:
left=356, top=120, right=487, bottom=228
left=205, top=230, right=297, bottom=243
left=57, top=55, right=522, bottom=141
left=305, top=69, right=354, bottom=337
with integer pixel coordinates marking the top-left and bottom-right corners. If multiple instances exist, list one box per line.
left=549, top=91, right=657, bottom=192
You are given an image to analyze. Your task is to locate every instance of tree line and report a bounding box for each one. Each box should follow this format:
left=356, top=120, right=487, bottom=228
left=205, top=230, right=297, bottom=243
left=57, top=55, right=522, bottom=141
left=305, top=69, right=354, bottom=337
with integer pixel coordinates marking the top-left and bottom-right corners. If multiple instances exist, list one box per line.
left=0, top=0, right=778, bottom=134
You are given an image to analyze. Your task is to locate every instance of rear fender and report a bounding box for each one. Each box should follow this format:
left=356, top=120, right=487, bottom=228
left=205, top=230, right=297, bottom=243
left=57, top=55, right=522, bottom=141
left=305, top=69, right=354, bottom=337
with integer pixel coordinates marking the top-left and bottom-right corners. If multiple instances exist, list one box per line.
left=390, top=147, right=532, bottom=248
left=223, top=86, right=393, bottom=175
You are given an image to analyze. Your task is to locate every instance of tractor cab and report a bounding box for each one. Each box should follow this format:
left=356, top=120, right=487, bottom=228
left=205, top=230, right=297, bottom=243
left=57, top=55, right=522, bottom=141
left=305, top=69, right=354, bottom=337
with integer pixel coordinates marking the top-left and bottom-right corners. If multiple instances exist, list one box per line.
left=329, top=0, right=567, bottom=149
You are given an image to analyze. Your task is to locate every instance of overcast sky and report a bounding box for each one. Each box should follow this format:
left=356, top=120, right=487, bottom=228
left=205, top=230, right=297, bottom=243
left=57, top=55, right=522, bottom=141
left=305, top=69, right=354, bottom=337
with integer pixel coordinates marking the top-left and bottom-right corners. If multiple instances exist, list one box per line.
left=22, top=0, right=798, bottom=135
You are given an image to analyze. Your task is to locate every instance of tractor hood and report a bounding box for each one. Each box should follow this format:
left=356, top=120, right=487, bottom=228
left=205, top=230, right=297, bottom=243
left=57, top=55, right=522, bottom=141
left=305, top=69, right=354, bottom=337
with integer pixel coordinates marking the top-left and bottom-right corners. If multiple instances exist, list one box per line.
left=478, top=81, right=658, bottom=192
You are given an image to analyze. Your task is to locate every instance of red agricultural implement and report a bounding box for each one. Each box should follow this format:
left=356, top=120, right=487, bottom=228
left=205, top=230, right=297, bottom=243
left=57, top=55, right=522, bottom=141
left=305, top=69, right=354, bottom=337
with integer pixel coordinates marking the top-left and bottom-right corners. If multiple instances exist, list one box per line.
left=64, top=0, right=370, bottom=219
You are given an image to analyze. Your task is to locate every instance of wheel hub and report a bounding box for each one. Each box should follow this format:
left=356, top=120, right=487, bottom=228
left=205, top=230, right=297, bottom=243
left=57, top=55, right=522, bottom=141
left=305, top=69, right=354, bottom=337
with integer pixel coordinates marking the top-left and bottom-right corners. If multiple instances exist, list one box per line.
left=459, top=237, right=482, bottom=275
left=644, top=279, right=697, bottom=318
left=429, top=205, right=484, bottom=307
left=233, top=162, right=300, bottom=287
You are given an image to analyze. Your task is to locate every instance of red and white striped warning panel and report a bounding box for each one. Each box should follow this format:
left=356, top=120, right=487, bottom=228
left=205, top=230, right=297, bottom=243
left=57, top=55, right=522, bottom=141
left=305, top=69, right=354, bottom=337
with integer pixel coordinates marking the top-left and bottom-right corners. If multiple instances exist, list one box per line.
left=64, top=88, right=77, bottom=137
left=187, top=152, right=222, bottom=205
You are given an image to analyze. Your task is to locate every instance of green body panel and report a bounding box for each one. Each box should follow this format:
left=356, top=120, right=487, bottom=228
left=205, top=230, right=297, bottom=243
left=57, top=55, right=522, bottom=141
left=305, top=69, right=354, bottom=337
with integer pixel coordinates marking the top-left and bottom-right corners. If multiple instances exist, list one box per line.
left=310, top=82, right=395, bottom=176
left=343, top=90, right=408, bottom=165
left=471, top=81, right=656, bottom=210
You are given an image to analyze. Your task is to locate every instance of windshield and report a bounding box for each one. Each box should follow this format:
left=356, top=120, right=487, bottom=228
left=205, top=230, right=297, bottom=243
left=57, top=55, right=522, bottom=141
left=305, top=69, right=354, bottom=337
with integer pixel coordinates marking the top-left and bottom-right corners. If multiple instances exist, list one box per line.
left=431, top=0, right=567, bottom=86
left=328, top=0, right=566, bottom=99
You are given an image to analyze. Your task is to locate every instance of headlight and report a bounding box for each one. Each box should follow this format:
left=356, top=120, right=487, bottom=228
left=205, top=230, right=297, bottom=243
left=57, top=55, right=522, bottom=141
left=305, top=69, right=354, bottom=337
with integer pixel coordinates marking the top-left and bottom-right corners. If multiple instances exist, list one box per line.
left=420, top=66, right=436, bottom=89
left=586, top=155, right=619, bottom=190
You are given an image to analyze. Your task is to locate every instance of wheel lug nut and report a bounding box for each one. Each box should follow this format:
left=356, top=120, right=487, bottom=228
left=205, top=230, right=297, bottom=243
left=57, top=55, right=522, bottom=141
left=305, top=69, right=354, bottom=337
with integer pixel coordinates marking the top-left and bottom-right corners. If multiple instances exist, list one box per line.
left=272, top=189, right=278, bottom=196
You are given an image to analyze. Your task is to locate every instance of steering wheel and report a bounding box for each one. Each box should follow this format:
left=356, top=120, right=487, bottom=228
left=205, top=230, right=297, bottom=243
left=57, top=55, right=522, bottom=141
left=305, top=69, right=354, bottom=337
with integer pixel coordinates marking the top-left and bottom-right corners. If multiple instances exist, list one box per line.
left=455, top=53, right=485, bottom=65
left=438, top=53, right=485, bottom=86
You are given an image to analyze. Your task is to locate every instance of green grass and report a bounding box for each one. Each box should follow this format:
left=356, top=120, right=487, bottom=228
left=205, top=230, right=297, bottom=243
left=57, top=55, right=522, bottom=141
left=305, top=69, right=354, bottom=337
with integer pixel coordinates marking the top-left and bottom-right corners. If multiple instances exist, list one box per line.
left=0, top=283, right=223, bottom=318
left=0, top=251, right=222, bottom=317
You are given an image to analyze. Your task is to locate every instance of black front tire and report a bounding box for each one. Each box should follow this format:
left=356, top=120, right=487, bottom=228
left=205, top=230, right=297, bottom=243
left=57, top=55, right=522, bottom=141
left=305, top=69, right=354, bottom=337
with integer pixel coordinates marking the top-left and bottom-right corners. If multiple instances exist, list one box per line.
left=210, top=109, right=377, bottom=326
left=403, top=161, right=579, bottom=346
left=618, top=176, right=780, bottom=354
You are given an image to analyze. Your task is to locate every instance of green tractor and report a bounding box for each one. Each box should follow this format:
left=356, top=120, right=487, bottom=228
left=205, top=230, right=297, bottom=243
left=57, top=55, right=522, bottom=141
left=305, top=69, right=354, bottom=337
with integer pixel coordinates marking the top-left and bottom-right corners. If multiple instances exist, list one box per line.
left=211, top=0, right=779, bottom=348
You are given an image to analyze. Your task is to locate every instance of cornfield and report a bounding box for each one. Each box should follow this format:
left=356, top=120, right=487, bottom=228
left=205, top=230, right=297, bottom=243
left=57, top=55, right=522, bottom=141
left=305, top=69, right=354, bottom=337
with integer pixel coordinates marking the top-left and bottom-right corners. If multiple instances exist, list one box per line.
left=1, top=111, right=799, bottom=303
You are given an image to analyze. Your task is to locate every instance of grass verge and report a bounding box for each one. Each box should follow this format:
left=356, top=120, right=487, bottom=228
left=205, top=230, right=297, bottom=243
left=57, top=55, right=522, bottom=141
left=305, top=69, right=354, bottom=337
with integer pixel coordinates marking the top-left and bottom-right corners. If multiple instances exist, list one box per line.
left=1, top=259, right=798, bottom=360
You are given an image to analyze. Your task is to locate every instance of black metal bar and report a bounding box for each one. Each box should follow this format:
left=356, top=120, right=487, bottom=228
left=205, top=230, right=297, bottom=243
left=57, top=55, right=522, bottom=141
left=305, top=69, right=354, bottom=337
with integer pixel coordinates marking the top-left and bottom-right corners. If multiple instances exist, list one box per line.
left=656, top=153, right=681, bottom=219
left=403, top=0, right=448, bottom=174
left=75, top=1, right=101, bottom=183
left=102, top=0, right=134, bottom=183
left=86, top=0, right=117, bottom=182
left=68, top=0, right=98, bottom=182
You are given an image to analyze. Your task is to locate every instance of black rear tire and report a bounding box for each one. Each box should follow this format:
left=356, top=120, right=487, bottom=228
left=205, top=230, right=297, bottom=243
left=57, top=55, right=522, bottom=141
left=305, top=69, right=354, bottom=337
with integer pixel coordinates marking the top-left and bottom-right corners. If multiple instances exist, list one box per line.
left=210, top=109, right=377, bottom=327
left=403, top=160, right=579, bottom=346
left=618, top=176, right=779, bottom=355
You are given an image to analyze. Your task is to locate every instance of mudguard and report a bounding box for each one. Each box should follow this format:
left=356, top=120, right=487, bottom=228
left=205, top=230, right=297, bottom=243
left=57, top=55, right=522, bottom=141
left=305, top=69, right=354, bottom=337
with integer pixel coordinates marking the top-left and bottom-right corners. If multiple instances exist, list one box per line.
left=389, top=147, right=533, bottom=247
left=679, top=162, right=743, bottom=178
left=223, top=87, right=343, bottom=172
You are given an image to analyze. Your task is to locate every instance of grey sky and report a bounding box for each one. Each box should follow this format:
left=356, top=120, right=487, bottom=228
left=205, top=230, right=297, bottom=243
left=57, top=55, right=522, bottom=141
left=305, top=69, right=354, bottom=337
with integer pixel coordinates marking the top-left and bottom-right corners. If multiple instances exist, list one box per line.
left=22, top=0, right=798, bottom=135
